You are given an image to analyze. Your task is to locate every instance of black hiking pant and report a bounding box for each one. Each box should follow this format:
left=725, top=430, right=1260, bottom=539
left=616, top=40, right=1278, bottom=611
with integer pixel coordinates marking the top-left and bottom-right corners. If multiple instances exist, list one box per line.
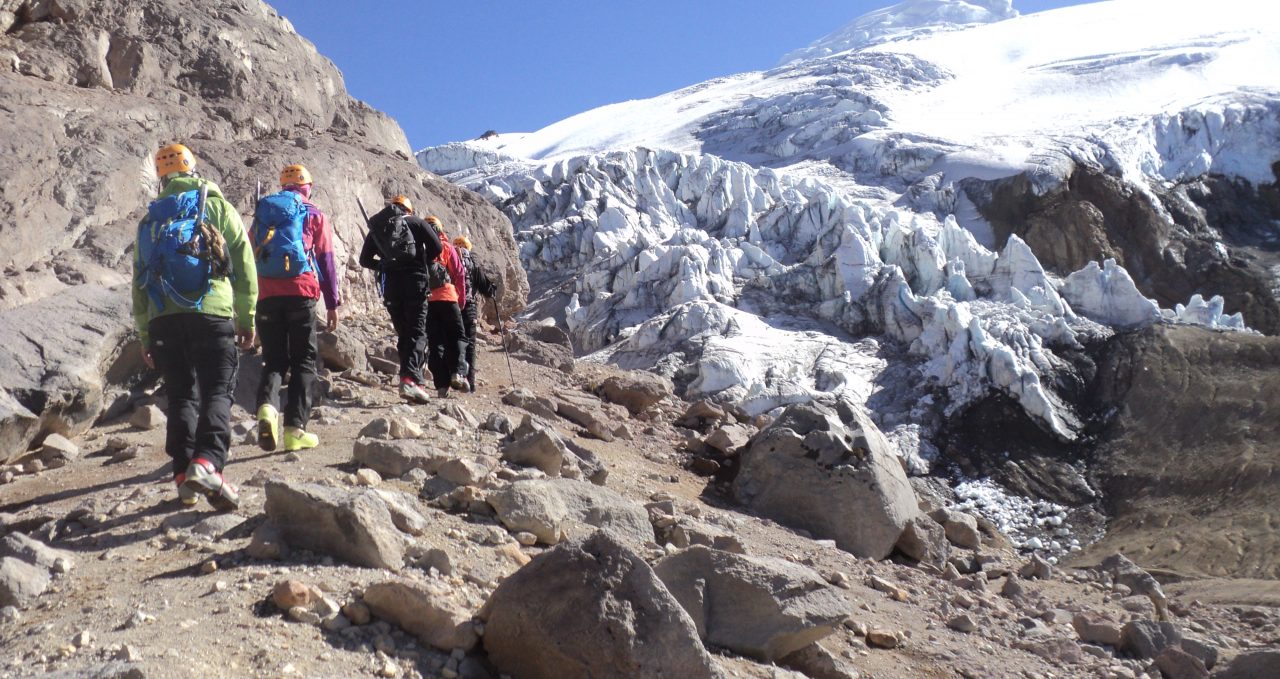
left=255, top=296, right=317, bottom=429
left=426, top=300, right=467, bottom=390
left=149, top=313, right=238, bottom=474
left=460, top=301, right=478, bottom=387
left=383, top=271, right=430, bottom=383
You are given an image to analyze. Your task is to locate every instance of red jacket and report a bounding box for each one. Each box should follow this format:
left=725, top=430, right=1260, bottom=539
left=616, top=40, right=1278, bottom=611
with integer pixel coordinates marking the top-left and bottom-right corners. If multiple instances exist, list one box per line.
left=257, top=190, right=342, bottom=309
left=429, top=241, right=466, bottom=309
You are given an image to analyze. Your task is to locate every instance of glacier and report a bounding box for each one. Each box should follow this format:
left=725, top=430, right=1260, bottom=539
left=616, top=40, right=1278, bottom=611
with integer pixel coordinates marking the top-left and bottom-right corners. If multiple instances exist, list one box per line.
left=418, top=0, right=1276, bottom=473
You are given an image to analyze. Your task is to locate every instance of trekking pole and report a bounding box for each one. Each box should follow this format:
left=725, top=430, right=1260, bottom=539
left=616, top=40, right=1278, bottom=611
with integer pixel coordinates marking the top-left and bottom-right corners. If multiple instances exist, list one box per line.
left=493, top=288, right=518, bottom=390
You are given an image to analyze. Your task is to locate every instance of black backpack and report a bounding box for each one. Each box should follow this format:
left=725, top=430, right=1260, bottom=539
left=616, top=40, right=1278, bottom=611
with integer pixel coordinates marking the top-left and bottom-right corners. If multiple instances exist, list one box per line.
left=427, top=257, right=450, bottom=290
left=369, top=213, right=418, bottom=268
left=460, top=249, right=497, bottom=299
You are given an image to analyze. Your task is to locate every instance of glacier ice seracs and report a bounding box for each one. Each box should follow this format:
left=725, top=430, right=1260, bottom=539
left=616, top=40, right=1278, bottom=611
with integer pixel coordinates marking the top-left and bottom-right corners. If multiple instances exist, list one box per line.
left=418, top=0, right=1274, bottom=470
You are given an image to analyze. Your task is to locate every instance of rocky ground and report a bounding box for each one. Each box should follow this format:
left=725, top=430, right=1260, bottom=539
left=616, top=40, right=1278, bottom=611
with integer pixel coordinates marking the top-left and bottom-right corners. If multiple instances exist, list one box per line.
left=0, top=323, right=1277, bottom=679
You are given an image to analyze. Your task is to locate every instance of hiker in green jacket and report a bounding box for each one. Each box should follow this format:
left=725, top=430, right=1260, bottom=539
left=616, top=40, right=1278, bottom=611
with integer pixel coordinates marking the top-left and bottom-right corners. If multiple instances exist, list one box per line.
left=132, top=143, right=257, bottom=511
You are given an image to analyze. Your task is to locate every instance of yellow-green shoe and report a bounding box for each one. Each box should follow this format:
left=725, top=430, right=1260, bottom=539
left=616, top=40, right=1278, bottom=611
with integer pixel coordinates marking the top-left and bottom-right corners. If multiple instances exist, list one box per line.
left=283, top=427, right=319, bottom=452
left=257, top=404, right=280, bottom=451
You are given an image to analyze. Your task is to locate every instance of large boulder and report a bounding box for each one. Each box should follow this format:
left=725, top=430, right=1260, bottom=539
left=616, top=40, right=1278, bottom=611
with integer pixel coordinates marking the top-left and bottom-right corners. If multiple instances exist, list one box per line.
left=894, top=515, right=950, bottom=567
left=353, top=438, right=450, bottom=478
left=479, top=531, right=719, bottom=679
left=1212, top=650, right=1280, bottom=679
left=487, top=478, right=653, bottom=548
left=653, top=546, right=850, bottom=661
left=0, top=286, right=134, bottom=463
left=507, top=325, right=574, bottom=373
left=262, top=481, right=415, bottom=571
left=596, top=371, right=675, bottom=416
left=363, top=579, right=478, bottom=652
left=500, top=418, right=567, bottom=477
left=732, top=402, right=919, bottom=559
left=317, top=329, right=368, bottom=372
left=0, top=556, right=51, bottom=607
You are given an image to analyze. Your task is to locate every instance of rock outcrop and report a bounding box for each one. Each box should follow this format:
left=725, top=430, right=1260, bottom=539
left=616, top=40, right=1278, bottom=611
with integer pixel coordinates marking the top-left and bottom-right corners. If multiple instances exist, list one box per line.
left=0, top=0, right=527, bottom=461
left=1073, top=326, right=1280, bottom=579
left=653, top=546, right=850, bottom=661
left=733, top=402, right=919, bottom=559
left=479, top=531, right=720, bottom=679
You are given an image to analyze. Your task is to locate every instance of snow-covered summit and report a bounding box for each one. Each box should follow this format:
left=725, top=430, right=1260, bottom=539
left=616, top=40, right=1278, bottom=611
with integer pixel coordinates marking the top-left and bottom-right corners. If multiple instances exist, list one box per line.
left=779, top=0, right=1018, bottom=65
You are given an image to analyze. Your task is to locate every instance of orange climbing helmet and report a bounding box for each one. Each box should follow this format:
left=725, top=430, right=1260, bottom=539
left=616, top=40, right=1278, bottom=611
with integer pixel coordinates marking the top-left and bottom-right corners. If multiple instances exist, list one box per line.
left=280, top=164, right=312, bottom=186
left=155, top=143, right=195, bottom=177
left=389, top=195, right=414, bottom=214
left=452, top=235, right=472, bottom=250
left=424, top=215, right=444, bottom=234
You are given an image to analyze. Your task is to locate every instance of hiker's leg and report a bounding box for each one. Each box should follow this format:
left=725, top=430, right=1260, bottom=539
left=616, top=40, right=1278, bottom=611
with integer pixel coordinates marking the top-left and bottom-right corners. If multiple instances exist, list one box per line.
left=190, top=315, right=238, bottom=471
left=461, top=307, right=477, bottom=381
left=255, top=297, right=288, bottom=416
left=283, top=297, right=317, bottom=429
left=446, top=302, right=467, bottom=379
left=425, top=302, right=448, bottom=390
left=149, top=315, right=197, bottom=474
left=405, top=280, right=430, bottom=384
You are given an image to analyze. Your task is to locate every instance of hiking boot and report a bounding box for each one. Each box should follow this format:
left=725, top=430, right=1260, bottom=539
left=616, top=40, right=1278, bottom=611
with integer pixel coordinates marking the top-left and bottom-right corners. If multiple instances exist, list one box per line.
left=283, top=427, right=319, bottom=452
left=436, top=387, right=449, bottom=399
left=467, top=376, right=476, bottom=393
left=399, top=378, right=430, bottom=404
left=174, top=473, right=198, bottom=507
left=182, top=458, right=240, bottom=512
left=450, top=373, right=469, bottom=391
left=257, top=404, right=280, bottom=452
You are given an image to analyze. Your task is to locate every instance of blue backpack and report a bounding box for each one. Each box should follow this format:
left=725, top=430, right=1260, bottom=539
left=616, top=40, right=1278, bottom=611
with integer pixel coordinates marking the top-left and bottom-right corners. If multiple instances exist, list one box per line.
left=251, top=191, right=313, bottom=278
left=137, top=186, right=218, bottom=311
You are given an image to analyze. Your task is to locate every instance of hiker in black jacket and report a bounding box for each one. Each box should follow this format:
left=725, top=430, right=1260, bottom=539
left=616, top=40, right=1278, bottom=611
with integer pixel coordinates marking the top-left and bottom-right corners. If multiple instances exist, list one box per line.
left=358, top=195, right=441, bottom=404
left=451, top=235, right=498, bottom=392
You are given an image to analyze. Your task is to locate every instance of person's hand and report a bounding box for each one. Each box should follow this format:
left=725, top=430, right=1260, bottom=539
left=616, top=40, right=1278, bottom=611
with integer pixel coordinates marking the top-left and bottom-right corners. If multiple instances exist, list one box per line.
left=326, top=308, right=339, bottom=333
left=236, top=327, right=256, bottom=350
left=141, top=345, right=154, bottom=370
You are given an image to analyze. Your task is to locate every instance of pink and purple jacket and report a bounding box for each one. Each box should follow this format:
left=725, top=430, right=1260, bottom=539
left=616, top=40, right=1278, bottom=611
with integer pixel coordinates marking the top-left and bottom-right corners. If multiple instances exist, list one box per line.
left=257, top=186, right=342, bottom=309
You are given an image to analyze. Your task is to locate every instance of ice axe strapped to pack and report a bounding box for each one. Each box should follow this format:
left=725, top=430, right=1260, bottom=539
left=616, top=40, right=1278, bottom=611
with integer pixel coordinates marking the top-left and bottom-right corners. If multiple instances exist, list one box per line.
left=137, top=181, right=227, bottom=311
left=251, top=190, right=313, bottom=278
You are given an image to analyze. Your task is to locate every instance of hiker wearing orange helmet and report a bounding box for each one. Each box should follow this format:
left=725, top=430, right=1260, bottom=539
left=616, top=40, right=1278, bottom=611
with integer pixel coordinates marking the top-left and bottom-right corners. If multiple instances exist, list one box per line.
left=451, top=234, right=498, bottom=392
left=423, top=216, right=470, bottom=398
left=249, top=163, right=343, bottom=453
left=358, top=195, right=443, bottom=404
left=133, top=143, right=256, bottom=511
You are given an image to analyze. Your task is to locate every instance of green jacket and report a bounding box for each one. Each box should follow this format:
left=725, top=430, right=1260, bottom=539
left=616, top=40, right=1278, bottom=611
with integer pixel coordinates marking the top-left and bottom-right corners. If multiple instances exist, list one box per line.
left=132, top=175, right=258, bottom=345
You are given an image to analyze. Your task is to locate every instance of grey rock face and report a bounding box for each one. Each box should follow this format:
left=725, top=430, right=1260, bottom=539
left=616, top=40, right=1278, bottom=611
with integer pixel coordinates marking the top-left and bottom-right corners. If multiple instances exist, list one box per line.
left=930, top=507, right=982, bottom=549
left=0, top=286, right=133, bottom=463
left=1212, top=650, right=1280, bottom=679
left=1120, top=619, right=1182, bottom=660
left=262, top=481, right=413, bottom=571
left=0, top=556, right=51, bottom=607
left=506, top=326, right=574, bottom=373
left=732, top=401, right=919, bottom=559
left=363, top=579, right=478, bottom=652
left=317, top=329, right=368, bottom=373
left=0, top=533, right=74, bottom=571
left=480, top=532, right=719, bottom=679
left=499, top=417, right=567, bottom=476
left=596, top=371, right=674, bottom=415
left=353, top=438, right=449, bottom=478
left=487, top=478, right=653, bottom=548
left=654, top=546, right=850, bottom=661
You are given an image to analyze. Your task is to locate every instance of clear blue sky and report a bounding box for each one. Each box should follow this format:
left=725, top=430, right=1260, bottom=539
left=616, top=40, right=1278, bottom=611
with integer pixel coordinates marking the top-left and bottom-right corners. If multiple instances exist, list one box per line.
left=269, top=0, right=1090, bottom=151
